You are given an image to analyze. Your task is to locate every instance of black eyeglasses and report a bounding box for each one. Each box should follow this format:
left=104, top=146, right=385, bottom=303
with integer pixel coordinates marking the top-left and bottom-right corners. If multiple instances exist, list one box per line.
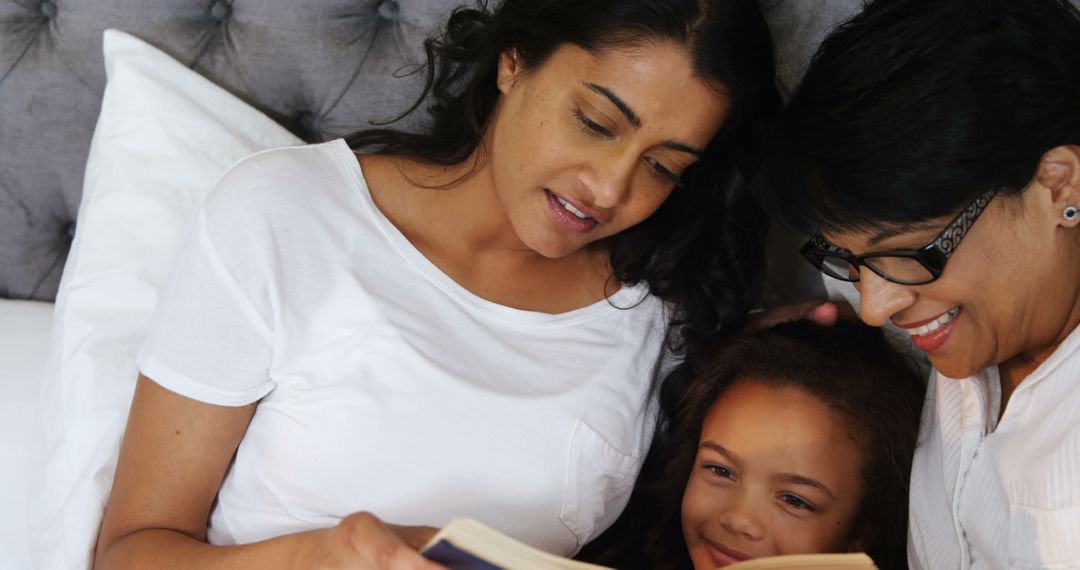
left=800, top=188, right=999, bottom=285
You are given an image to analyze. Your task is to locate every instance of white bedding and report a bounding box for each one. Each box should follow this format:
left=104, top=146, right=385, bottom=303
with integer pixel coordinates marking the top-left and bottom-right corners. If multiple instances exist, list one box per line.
left=0, top=299, right=53, bottom=569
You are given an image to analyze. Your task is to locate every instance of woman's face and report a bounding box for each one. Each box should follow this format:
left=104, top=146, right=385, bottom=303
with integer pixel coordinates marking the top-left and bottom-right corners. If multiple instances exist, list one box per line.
left=822, top=150, right=1080, bottom=379
left=681, top=381, right=864, bottom=568
left=485, top=41, right=729, bottom=259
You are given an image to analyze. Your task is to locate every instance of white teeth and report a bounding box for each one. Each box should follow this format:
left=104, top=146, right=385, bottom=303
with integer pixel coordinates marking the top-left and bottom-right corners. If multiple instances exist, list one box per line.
left=904, top=308, right=960, bottom=337
left=556, top=196, right=590, bottom=220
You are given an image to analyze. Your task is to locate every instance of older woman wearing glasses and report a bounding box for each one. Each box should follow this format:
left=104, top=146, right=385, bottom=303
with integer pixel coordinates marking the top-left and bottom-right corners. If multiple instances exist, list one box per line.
left=764, top=0, right=1080, bottom=569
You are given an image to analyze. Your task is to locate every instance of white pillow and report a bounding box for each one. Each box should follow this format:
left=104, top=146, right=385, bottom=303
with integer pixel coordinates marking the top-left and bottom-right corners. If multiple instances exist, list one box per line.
left=29, top=29, right=303, bottom=570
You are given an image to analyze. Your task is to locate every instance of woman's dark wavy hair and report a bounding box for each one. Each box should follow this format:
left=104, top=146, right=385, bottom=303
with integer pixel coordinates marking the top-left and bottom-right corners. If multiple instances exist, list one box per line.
left=578, top=321, right=925, bottom=570
left=345, top=0, right=780, bottom=349
left=762, top=0, right=1080, bottom=235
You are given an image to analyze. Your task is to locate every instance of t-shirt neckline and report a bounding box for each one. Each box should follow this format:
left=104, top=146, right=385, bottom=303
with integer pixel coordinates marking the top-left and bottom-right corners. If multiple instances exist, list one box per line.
left=329, top=139, right=652, bottom=327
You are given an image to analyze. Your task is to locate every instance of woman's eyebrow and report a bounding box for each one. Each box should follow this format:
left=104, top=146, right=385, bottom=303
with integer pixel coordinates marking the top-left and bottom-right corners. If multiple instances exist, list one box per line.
left=866, top=227, right=906, bottom=247
left=775, top=473, right=837, bottom=501
left=660, top=140, right=703, bottom=158
left=584, top=83, right=704, bottom=157
left=865, top=219, right=942, bottom=247
left=585, top=82, right=641, bottom=128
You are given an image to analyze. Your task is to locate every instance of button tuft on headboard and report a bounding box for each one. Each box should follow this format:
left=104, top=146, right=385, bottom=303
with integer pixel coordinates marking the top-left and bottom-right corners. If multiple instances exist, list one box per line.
left=39, top=0, right=57, bottom=18
left=210, top=0, right=232, bottom=21
left=377, top=0, right=401, bottom=21
left=0, top=0, right=467, bottom=301
left=296, top=111, right=321, bottom=140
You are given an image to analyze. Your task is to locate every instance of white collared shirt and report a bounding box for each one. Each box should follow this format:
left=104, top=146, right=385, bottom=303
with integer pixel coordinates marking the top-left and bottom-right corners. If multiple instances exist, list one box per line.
left=909, top=325, right=1080, bottom=569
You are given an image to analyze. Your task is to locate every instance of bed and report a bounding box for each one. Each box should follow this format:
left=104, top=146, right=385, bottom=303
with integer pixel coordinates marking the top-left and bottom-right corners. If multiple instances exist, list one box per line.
left=0, top=300, right=53, bottom=569
left=0, top=1, right=860, bottom=568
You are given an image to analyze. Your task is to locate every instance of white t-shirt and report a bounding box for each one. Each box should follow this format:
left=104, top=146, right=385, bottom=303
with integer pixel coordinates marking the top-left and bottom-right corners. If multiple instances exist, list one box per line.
left=136, top=140, right=667, bottom=555
left=908, top=324, right=1080, bottom=569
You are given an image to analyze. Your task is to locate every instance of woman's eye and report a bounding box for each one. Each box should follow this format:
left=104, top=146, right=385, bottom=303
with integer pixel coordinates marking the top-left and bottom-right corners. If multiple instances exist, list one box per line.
left=705, top=464, right=734, bottom=481
left=573, top=109, right=612, bottom=137
left=779, top=494, right=815, bottom=512
left=645, top=157, right=679, bottom=184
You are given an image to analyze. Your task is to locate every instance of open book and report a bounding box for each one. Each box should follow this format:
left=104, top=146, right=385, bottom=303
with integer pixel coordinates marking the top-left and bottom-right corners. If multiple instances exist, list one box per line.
left=421, top=518, right=878, bottom=570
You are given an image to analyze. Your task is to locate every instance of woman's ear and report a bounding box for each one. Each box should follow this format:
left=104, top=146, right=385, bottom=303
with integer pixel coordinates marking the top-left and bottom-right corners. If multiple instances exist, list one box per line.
left=496, top=48, right=523, bottom=95
left=1036, top=145, right=1080, bottom=228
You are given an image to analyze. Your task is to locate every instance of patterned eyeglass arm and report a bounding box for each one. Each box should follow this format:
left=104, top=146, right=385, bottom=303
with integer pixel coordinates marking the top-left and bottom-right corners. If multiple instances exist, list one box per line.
left=931, top=188, right=998, bottom=256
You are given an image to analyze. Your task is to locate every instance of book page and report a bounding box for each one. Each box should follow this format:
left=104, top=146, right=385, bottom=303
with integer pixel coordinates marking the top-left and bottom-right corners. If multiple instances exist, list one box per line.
left=421, top=518, right=611, bottom=570
left=421, top=518, right=876, bottom=570
left=726, top=552, right=877, bottom=570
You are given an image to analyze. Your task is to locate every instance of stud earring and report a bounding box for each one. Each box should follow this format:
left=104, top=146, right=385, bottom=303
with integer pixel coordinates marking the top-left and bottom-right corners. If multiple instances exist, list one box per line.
left=1065, top=205, right=1079, bottom=221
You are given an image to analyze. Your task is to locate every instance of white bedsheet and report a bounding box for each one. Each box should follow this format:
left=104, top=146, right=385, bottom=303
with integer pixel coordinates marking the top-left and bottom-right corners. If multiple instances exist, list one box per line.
left=0, top=299, right=53, bottom=569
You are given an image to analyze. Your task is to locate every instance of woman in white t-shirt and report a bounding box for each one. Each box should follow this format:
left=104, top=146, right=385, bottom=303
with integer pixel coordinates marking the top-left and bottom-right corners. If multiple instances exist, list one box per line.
left=765, top=0, right=1080, bottom=568
left=94, top=1, right=786, bottom=568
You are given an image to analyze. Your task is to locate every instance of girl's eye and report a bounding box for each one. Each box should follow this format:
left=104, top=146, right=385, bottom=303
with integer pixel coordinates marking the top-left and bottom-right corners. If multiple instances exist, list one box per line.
left=705, top=464, right=735, bottom=481
left=645, top=156, right=679, bottom=184
left=779, top=494, right=815, bottom=512
left=573, top=109, right=612, bottom=138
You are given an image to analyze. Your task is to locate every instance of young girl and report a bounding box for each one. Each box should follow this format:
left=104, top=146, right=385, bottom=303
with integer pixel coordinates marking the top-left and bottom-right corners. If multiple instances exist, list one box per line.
left=579, top=320, right=925, bottom=570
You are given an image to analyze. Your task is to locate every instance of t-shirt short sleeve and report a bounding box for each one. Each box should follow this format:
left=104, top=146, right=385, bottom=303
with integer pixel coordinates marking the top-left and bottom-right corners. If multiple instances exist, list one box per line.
left=137, top=202, right=275, bottom=407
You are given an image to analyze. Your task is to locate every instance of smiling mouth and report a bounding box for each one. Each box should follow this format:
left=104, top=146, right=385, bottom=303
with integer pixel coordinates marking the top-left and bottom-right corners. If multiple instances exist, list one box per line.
left=554, top=195, right=593, bottom=221
left=544, top=189, right=601, bottom=234
left=706, top=540, right=751, bottom=567
left=900, top=307, right=960, bottom=336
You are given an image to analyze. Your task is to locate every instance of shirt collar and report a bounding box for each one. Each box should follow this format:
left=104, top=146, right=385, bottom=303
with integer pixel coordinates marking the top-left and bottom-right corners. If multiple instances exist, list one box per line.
left=1006, top=321, right=1080, bottom=390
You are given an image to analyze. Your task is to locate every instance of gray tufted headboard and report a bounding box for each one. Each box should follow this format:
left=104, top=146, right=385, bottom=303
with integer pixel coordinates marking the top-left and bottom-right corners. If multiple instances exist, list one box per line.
left=0, top=0, right=464, bottom=301
left=0, top=0, right=862, bottom=303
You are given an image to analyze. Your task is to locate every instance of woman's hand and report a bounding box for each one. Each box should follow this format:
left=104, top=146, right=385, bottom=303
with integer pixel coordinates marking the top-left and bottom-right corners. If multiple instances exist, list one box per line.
left=311, top=513, right=445, bottom=570
left=745, top=299, right=855, bottom=334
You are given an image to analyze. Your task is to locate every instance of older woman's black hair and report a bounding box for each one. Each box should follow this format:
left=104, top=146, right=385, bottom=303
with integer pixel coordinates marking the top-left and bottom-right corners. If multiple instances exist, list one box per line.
left=579, top=320, right=925, bottom=570
left=346, top=0, right=780, bottom=352
left=763, top=0, right=1080, bottom=235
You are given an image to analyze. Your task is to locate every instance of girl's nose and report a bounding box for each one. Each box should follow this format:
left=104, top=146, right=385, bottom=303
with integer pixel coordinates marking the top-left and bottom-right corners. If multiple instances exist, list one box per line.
left=719, top=494, right=766, bottom=541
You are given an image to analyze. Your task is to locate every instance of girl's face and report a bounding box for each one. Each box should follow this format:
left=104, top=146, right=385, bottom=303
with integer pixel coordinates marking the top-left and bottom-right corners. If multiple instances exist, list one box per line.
left=485, top=41, right=729, bottom=259
left=681, top=381, right=864, bottom=568
left=822, top=149, right=1080, bottom=379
